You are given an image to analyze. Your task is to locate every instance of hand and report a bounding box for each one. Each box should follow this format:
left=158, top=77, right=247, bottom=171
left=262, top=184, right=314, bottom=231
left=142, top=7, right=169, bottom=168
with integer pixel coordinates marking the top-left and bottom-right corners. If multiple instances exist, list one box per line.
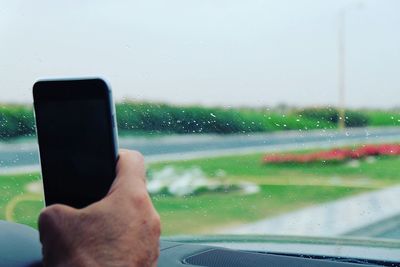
left=38, top=150, right=161, bottom=267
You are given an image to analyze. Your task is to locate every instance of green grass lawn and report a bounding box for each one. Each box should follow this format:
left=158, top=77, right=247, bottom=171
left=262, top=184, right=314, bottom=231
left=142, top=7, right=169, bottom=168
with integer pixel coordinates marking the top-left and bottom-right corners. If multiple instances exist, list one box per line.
left=1, top=152, right=399, bottom=235
left=150, top=154, right=400, bottom=234
left=150, top=153, right=400, bottom=184
left=0, top=173, right=44, bottom=228
left=154, top=185, right=365, bottom=235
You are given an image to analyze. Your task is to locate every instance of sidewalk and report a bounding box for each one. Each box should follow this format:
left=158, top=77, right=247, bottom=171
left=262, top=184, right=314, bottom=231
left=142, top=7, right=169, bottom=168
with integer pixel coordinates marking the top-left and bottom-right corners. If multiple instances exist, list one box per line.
left=222, top=185, right=400, bottom=237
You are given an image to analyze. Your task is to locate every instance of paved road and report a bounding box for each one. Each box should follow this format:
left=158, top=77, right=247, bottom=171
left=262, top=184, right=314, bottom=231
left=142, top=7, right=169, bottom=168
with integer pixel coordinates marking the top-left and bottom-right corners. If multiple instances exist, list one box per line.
left=2, top=127, right=400, bottom=170
left=346, top=213, right=400, bottom=239
left=222, top=185, right=400, bottom=240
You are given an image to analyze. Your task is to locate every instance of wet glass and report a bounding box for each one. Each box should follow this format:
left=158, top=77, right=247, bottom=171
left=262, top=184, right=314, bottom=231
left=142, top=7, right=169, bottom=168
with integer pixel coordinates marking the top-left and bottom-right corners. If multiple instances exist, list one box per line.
left=0, top=0, right=399, bottom=253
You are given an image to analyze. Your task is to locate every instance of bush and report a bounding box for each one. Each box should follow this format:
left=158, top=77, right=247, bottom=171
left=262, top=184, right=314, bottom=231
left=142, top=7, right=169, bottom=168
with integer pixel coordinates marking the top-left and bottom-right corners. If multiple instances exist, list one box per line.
left=0, top=102, right=396, bottom=140
left=365, top=110, right=400, bottom=127
left=0, top=105, right=35, bottom=140
left=297, top=107, right=369, bottom=127
left=116, top=102, right=266, bottom=134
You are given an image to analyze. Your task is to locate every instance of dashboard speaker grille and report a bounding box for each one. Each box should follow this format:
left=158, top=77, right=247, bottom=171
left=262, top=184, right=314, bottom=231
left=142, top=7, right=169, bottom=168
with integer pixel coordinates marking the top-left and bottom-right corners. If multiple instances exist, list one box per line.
left=183, top=249, right=370, bottom=267
left=185, top=249, right=270, bottom=267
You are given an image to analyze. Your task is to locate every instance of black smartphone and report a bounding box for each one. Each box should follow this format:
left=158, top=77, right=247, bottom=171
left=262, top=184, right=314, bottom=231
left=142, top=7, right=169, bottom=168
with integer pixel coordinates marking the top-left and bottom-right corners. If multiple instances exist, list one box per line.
left=33, top=78, right=118, bottom=208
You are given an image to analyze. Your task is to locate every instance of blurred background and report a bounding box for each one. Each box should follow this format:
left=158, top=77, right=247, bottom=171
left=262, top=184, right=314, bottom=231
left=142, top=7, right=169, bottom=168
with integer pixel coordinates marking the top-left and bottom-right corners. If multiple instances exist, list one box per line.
left=1, top=0, right=400, bottom=240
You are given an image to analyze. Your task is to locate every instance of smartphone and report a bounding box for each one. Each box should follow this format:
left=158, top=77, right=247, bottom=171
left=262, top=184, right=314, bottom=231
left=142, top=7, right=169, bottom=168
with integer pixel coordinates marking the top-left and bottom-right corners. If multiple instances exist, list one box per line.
left=33, top=78, right=118, bottom=208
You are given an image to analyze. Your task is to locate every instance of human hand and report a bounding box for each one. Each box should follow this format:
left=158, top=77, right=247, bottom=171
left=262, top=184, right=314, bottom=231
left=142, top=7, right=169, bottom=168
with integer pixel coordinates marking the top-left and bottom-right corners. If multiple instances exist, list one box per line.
left=38, top=150, right=161, bottom=267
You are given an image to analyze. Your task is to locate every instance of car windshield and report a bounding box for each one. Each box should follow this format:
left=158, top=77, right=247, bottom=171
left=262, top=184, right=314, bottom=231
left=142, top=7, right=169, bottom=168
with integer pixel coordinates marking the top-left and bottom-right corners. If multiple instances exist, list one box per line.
left=1, top=0, right=400, bottom=260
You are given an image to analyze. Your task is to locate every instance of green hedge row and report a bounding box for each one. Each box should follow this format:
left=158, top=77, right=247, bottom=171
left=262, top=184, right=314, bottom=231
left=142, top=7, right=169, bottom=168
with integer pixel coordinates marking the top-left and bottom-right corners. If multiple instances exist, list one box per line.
left=115, top=102, right=334, bottom=134
left=0, top=105, right=36, bottom=139
left=297, top=107, right=369, bottom=127
left=0, top=102, right=398, bottom=140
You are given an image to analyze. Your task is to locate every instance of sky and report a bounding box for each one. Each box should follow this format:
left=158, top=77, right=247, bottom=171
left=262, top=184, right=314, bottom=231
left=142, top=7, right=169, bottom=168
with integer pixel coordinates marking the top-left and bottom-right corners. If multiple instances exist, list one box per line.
left=0, top=0, right=399, bottom=108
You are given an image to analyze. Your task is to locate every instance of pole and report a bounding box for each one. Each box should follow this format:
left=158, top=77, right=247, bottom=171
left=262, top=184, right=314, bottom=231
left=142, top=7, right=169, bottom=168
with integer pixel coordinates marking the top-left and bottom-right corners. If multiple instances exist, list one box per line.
left=338, top=9, right=346, bottom=129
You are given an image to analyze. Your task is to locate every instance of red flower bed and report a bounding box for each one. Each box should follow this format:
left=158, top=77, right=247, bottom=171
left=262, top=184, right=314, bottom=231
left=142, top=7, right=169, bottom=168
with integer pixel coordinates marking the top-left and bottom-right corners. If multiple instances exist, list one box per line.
left=263, top=144, right=400, bottom=164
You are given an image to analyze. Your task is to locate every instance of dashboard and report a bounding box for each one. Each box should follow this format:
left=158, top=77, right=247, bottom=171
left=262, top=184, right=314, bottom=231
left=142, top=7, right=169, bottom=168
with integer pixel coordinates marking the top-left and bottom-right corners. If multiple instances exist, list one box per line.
left=1, top=221, right=398, bottom=267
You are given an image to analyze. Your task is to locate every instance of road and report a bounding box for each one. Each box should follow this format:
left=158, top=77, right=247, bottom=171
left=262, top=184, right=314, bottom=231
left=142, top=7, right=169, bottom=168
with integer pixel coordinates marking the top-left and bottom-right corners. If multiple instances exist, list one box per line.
left=347, top=213, right=400, bottom=239
left=223, top=185, right=400, bottom=240
left=2, top=127, right=400, bottom=171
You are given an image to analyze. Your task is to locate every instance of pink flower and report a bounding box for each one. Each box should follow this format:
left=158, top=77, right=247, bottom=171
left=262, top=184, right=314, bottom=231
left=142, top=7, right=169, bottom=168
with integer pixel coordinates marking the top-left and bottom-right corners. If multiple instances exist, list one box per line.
left=262, top=143, right=400, bottom=164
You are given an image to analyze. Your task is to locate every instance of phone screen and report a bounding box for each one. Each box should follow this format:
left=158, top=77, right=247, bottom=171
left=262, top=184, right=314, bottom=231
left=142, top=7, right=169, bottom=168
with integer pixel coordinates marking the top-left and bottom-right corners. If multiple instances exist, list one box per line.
left=34, top=79, right=117, bottom=208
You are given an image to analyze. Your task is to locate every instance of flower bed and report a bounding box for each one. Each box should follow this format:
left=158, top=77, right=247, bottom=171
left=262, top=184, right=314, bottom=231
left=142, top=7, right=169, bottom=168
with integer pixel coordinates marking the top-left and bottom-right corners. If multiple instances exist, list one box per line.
left=263, top=144, right=400, bottom=164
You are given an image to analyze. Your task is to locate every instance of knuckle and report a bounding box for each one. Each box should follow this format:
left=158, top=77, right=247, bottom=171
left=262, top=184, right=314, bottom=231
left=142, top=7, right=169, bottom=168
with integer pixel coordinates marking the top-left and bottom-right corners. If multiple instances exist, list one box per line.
left=38, top=204, right=64, bottom=228
left=130, top=190, right=150, bottom=207
left=148, top=211, right=161, bottom=237
left=152, top=247, right=160, bottom=263
left=155, top=247, right=160, bottom=259
left=136, top=243, right=159, bottom=267
left=151, top=238, right=161, bottom=263
left=151, top=212, right=161, bottom=231
left=128, top=150, right=145, bottom=164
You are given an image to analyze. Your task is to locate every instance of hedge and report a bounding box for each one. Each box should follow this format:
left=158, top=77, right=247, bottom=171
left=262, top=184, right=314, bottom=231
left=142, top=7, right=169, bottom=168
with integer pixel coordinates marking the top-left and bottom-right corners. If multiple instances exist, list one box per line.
left=296, top=107, right=369, bottom=127
left=0, top=102, right=398, bottom=140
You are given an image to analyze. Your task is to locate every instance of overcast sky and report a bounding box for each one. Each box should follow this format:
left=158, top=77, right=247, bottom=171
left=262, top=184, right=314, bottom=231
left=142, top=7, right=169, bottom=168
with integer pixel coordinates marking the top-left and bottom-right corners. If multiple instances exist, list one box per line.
left=0, top=0, right=399, bottom=108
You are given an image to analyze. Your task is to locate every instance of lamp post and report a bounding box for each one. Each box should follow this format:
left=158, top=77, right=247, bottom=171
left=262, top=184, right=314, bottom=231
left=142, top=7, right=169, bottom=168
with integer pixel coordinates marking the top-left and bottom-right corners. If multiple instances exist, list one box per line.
left=338, top=9, right=346, bottom=129
left=337, top=3, right=363, bottom=130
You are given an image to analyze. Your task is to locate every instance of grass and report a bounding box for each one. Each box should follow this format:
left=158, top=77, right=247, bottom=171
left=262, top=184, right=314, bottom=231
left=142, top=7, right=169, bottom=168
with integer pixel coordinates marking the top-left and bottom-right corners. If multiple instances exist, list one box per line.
left=150, top=153, right=400, bottom=184
left=0, top=151, right=399, bottom=235
left=149, top=153, right=400, bottom=234
left=0, top=173, right=43, bottom=228
left=154, top=185, right=365, bottom=235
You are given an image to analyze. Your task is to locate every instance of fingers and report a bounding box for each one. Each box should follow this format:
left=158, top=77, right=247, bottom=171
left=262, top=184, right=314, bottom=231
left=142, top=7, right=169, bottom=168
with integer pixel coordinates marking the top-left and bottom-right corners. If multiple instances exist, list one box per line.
left=37, top=149, right=161, bottom=267
left=116, top=149, right=145, bottom=179
left=107, top=149, right=147, bottom=197
left=38, top=204, right=78, bottom=244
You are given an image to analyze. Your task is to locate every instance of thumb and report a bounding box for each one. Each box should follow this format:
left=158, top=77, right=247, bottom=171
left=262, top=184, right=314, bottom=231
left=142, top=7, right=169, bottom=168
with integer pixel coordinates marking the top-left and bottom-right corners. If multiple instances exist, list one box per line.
left=107, top=149, right=147, bottom=196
